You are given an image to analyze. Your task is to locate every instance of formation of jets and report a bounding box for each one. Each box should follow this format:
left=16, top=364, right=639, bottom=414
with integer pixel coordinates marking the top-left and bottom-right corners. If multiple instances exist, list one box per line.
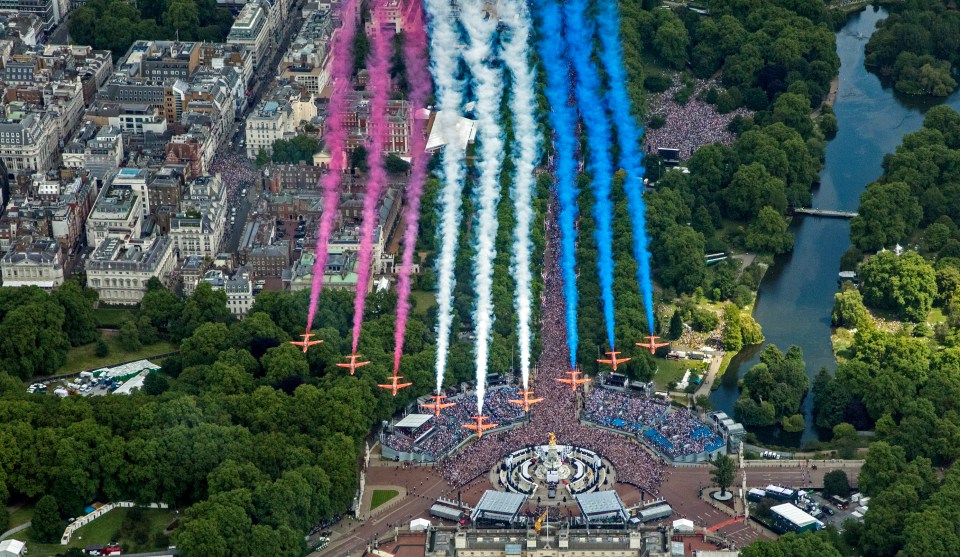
left=596, top=350, right=631, bottom=371
left=556, top=369, right=590, bottom=391
left=462, top=415, right=498, bottom=438
left=421, top=393, right=457, bottom=416
left=509, top=389, right=543, bottom=412
left=638, top=335, right=670, bottom=355
left=290, top=332, right=323, bottom=353
left=336, top=353, right=371, bottom=375
left=378, top=373, right=412, bottom=396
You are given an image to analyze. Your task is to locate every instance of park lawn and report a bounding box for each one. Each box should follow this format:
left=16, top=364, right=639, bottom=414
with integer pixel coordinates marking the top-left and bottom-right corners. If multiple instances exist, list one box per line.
left=409, top=290, right=437, bottom=316
left=55, top=338, right=176, bottom=375
left=715, top=352, right=737, bottom=384
left=653, top=359, right=707, bottom=391
left=21, top=508, right=174, bottom=557
left=7, top=503, right=33, bottom=527
left=92, top=307, right=138, bottom=328
left=370, top=489, right=400, bottom=511
left=927, top=307, right=947, bottom=325
left=831, top=328, right=856, bottom=363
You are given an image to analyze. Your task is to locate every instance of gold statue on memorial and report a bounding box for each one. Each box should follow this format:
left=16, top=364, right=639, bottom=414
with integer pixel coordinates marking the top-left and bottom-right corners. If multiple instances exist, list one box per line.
left=549, top=432, right=557, bottom=446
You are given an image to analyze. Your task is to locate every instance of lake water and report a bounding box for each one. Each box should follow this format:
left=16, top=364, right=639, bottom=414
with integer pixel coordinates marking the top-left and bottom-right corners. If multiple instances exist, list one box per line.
left=709, top=6, right=960, bottom=445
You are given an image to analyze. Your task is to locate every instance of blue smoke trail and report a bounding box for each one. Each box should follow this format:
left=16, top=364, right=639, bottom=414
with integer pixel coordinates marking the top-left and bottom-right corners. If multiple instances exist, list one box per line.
left=596, top=0, right=656, bottom=334
left=532, top=0, right=580, bottom=368
left=564, top=0, right=617, bottom=350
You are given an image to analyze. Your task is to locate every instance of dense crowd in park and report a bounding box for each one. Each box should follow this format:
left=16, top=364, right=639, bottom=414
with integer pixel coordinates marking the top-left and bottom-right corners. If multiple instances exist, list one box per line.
left=383, top=387, right=526, bottom=456
left=643, top=77, right=752, bottom=161
left=431, top=200, right=665, bottom=496
left=583, top=387, right=724, bottom=458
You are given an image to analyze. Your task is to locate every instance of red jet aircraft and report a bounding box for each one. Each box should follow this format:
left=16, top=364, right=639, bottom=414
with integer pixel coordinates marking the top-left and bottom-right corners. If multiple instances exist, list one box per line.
left=637, top=335, right=670, bottom=355
left=290, top=332, right=323, bottom=353
left=597, top=350, right=631, bottom=371
left=421, top=393, right=456, bottom=416
left=462, top=415, right=498, bottom=438
left=509, top=389, right=544, bottom=412
left=555, top=369, right=590, bottom=392
left=336, top=353, right=371, bottom=375
left=378, top=374, right=412, bottom=396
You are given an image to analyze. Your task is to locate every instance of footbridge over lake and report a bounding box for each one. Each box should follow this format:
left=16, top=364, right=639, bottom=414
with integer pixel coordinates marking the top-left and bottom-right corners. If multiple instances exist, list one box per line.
left=791, top=208, right=858, bottom=219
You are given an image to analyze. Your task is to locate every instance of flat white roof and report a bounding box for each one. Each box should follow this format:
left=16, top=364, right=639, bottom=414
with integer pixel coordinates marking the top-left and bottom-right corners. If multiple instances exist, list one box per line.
left=395, top=413, right=432, bottom=429
left=771, top=503, right=818, bottom=527
left=0, top=539, right=25, bottom=553
left=425, top=110, right=478, bottom=152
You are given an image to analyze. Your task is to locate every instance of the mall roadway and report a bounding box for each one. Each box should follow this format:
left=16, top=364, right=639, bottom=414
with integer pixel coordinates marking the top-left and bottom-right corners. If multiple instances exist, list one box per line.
left=313, top=458, right=862, bottom=557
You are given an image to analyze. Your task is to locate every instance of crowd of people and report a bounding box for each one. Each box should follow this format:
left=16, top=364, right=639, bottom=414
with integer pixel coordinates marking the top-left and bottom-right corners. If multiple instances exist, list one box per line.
left=383, top=387, right=526, bottom=458
left=432, top=201, right=666, bottom=497
left=583, top=386, right=725, bottom=459
left=210, top=150, right=259, bottom=202
left=643, top=76, right=752, bottom=161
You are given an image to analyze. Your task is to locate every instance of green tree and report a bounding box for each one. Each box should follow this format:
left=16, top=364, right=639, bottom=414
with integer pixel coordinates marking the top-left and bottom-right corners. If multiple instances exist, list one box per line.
left=255, top=148, right=270, bottom=168
left=823, top=470, right=851, bottom=499
left=710, top=454, right=735, bottom=496
left=668, top=310, right=683, bottom=340
left=119, top=319, right=142, bottom=352
left=53, top=281, right=99, bottom=346
left=652, top=14, right=689, bottom=69
left=832, top=289, right=869, bottom=329
left=95, top=337, right=110, bottom=358
left=32, top=494, right=62, bottom=543
left=740, top=533, right=842, bottom=557
left=656, top=226, right=706, bottom=294
left=745, top=206, right=794, bottom=254
left=722, top=303, right=743, bottom=351
left=724, top=163, right=787, bottom=220
left=859, top=251, right=936, bottom=321
left=851, top=182, right=922, bottom=251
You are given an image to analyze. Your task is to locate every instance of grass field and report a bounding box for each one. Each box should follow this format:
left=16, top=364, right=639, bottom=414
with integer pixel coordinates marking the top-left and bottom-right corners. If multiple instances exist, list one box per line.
left=409, top=290, right=437, bottom=316
left=92, top=307, right=138, bottom=328
left=19, top=508, right=174, bottom=557
left=7, top=503, right=33, bottom=528
left=370, top=489, right=400, bottom=511
left=653, top=359, right=707, bottom=391
left=55, top=339, right=176, bottom=375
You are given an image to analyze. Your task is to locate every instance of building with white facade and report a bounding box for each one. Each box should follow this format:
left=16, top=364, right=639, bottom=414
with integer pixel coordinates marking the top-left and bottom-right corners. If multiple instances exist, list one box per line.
left=85, top=178, right=144, bottom=246
left=223, top=272, right=254, bottom=317
left=169, top=174, right=227, bottom=259
left=244, top=86, right=317, bottom=158
left=0, top=235, right=64, bottom=288
left=85, top=236, right=176, bottom=305
left=227, top=3, right=272, bottom=67
left=0, top=108, right=59, bottom=177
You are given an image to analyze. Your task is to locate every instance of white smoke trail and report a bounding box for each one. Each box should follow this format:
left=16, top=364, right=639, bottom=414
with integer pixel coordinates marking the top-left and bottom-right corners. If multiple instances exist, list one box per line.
left=499, top=0, right=539, bottom=390
left=423, top=0, right=467, bottom=394
left=461, top=0, right=505, bottom=415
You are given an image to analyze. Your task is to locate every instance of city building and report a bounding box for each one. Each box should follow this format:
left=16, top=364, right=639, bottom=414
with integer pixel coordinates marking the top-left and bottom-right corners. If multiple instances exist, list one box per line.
left=2, top=172, right=95, bottom=254
left=85, top=236, right=176, bottom=305
left=0, top=235, right=63, bottom=288
left=244, top=85, right=317, bottom=158
left=169, top=174, right=227, bottom=259
left=0, top=0, right=64, bottom=30
left=0, top=107, right=59, bottom=177
left=62, top=124, right=124, bottom=183
left=248, top=242, right=290, bottom=278
left=85, top=176, right=144, bottom=245
left=279, top=6, right=333, bottom=94
left=223, top=270, right=254, bottom=317
left=341, top=92, right=413, bottom=155
left=227, top=2, right=272, bottom=67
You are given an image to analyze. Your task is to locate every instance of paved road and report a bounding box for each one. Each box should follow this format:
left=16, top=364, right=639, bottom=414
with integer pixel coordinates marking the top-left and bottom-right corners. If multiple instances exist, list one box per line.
left=0, top=521, right=30, bottom=541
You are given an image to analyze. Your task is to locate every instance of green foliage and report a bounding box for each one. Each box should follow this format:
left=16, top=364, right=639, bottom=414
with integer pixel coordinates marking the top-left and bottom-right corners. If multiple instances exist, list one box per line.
left=823, top=470, right=850, bottom=499
left=740, top=533, right=842, bottom=557
left=270, top=136, right=321, bottom=164
left=859, top=251, right=937, bottom=322
left=385, top=154, right=411, bottom=173
left=668, top=310, right=683, bottom=340
left=832, top=289, right=869, bottom=329
left=734, top=345, right=808, bottom=428
left=33, top=494, right=61, bottom=543
left=819, top=108, right=838, bottom=140
left=781, top=414, right=805, bottom=432
left=119, top=319, right=142, bottom=352
left=95, top=337, right=110, bottom=358
left=690, top=308, right=719, bottom=332
left=710, top=454, right=735, bottom=496
left=850, top=182, right=922, bottom=251
left=745, top=206, right=794, bottom=254
left=865, top=8, right=960, bottom=97
left=69, top=0, right=233, bottom=57
left=255, top=148, right=270, bottom=168
left=722, top=303, right=743, bottom=351
left=350, top=145, right=369, bottom=172
left=643, top=74, right=672, bottom=93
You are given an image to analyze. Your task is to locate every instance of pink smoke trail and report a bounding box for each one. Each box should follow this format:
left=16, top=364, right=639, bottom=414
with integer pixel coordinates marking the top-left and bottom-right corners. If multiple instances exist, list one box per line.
left=350, top=4, right=394, bottom=352
left=392, top=1, right=431, bottom=373
left=306, top=0, right=359, bottom=332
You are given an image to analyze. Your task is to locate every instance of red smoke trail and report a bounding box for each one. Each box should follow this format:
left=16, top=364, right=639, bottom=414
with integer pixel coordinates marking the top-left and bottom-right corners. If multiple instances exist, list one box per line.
left=306, top=0, right=359, bottom=332
left=350, top=3, right=394, bottom=352
left=392, top=1, right=431, bottom=373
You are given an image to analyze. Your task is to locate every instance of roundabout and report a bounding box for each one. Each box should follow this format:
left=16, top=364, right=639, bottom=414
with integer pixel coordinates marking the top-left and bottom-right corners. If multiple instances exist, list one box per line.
left=491, top=432, right=616, bottom=505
